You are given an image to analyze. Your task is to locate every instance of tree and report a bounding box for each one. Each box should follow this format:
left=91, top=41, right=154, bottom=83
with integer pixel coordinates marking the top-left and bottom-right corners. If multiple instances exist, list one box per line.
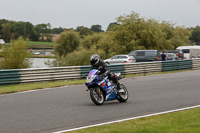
left=34, top=23, right=52, bottom=42
left=106, top=22, right=120, bottom=31
left=91, top=25, right=103, bottom=32
left=76, top=26, right=84, bottom=32
left=75, top=26, right=93, bottom=38
left=0, top=37, right=32, bottom=69
left=0, top=19, right=9, bottom=38
left=54, top=30, right=80, bottom=57
left=52, top=27, right=66, bottom=34
left=49, top=46, right=96, bottom=67
left=10, top=21, right=35, bottom=40
left=1, top=24, right=12, bottom=43
left=107, top=12, right=191, bottom=55
left=190, top=26, right=200, bottom=45
left=79, top=27, right=93, bottom=38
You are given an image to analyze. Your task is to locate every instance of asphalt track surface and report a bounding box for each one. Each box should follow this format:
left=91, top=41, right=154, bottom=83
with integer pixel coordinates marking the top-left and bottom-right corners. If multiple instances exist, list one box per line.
left=0, top=70, right=200, bottom=133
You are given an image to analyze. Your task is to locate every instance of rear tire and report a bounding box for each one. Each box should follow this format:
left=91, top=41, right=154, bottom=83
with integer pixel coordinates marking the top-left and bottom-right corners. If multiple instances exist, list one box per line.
left=90, top=87, right=104, bottom=105
left=117, top=84, right=128, bottom=102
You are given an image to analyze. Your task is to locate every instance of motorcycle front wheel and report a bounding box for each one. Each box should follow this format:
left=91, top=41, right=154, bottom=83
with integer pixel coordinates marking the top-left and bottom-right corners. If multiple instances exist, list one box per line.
left=117, top=84, right=129, bottom=102
left=90, top=87, right=104, bottom=105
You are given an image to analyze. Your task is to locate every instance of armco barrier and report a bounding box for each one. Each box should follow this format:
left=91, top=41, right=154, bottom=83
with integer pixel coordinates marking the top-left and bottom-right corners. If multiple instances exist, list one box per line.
left=20, top=67, right=81, bottom=83
left=0, top=59, right=200, bottom=86
left=80, top=64, right=125, bottom=78
left=162, top=60, right=192, bottom=72
left=0, top=69, right=21, bottom=85
left=192, top=58, right=200, bottom=69
left=0, top=66, right=81, bottom=85
left=125, top=62, right=162, bottom=75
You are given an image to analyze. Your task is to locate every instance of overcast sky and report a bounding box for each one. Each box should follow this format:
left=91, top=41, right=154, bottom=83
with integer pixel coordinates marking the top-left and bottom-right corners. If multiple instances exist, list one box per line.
left=0, top=0, right=200, bottom=30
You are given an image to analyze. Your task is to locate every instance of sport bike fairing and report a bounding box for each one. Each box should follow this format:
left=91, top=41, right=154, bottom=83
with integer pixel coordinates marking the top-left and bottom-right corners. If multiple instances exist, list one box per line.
left=88, top=69, right=98, bottom=78
left=86, top=69, right=117, bottom=101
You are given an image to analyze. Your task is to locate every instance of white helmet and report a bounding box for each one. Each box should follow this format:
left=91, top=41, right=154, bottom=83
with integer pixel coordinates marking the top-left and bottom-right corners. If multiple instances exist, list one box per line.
left=90, top=54, right=100, bottom=66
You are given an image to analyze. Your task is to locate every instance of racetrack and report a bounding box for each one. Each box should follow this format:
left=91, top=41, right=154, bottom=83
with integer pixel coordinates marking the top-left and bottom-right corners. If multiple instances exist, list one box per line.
left=0, top=70, right=200, bottom=133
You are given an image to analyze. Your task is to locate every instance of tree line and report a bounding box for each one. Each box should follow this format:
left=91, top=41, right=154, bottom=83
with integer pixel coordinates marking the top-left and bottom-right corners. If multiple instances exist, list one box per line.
left=1, top=15, right=199, bottom=45
left=51, top=12, right=198, bottom=67
left=1, top=12, right=200, bottom=69
left=0, top=19, right=105, bottom=43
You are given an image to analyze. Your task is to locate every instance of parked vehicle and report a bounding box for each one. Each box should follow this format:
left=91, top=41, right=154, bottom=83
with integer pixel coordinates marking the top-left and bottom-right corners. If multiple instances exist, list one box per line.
left=34, top=52, right=40, bottom=55
left=165, top=50, right=183, bottom=59
left=166, top=53, right=176, bottom=60
left=103, top=55, right=135, bottom=65
left=128, top=50, right=161, bottom=62
left=176, top=45, right=200, bottom=59
left=190, top=48, right=200, bottom=59
left=85, top=69, right=128, bottom=105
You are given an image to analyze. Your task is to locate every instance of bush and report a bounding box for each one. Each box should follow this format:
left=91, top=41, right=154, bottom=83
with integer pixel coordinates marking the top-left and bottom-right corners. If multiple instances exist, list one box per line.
left=54, top=30, right=80, bottom=57
left=48, top=46, right=96, bottom=67
left=0, top=37, right=32, bottom=69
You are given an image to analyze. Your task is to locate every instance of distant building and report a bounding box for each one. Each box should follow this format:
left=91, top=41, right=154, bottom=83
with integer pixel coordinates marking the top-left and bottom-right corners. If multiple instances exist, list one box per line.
left=39, top=34, right=60, bottom=42
left=51, top=34, right=60, bottom=42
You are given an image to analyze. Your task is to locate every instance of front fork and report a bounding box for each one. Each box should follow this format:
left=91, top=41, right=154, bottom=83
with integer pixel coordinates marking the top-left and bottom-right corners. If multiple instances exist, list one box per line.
left=94, top=87, right=100, bottom=96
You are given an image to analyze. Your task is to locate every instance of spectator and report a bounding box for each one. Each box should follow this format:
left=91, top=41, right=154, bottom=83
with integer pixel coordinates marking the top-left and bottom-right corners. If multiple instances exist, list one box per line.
left=161, top=50, right=166, bottom=61
left=175, top=53, right=180, bottom=60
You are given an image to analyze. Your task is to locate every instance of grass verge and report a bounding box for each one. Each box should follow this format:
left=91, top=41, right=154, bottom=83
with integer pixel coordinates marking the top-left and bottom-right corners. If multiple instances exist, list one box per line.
left=0, top=70, right=191, bottom=95
left=69, top=108, right=200, bottom=133
left=28, top=42, right=54, bottom=49
left=2, top=41, right=55, bottom=49
left=0, top=79, right=85, bottom=94
left=28, top=41, right=55, bottom=45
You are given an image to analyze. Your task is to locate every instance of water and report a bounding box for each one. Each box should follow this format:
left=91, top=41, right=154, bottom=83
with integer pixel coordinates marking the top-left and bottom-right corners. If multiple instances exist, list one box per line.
left=31, top=58, right=55, bottom=68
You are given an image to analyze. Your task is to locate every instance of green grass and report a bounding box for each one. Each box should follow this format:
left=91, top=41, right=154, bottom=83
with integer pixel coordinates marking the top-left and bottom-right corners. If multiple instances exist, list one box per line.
left=69, top=108, right=200, bottom=133
left=0, top=79, right=85, bottom=94
left=28, top=41, right=55, bottom=45
left=28, top=41, right=55, bottom=49
left=1, top=41, right=55, bottom=49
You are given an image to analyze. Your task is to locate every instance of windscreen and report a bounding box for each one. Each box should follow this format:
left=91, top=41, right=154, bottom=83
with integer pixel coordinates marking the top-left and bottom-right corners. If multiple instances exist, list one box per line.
left=88, top=69, right=98, bottom=77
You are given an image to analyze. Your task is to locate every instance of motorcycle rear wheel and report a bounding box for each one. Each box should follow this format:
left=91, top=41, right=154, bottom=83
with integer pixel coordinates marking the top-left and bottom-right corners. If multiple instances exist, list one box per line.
left=117, top=84, right=128, bottom=102
left=90, top=87, right=104, bottom=105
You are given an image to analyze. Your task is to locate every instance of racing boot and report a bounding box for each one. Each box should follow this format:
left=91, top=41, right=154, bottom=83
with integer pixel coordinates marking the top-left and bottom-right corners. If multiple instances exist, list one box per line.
left=116, top=82, right=121, bottom=92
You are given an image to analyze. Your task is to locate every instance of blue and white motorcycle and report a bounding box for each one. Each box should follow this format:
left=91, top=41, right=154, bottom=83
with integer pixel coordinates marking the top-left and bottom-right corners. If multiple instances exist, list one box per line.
left=85, top=69, right=128, bottom=105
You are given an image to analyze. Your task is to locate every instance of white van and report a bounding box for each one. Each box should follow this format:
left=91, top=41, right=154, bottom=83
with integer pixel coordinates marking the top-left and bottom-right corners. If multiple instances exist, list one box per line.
left=0, top=39, right=5, bottom=44
left=176, top=45, right=200, bottom=59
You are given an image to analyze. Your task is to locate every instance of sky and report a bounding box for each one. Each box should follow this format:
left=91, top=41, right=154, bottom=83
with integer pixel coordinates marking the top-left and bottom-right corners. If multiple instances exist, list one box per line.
left=0, top=0, right=200, bottom=30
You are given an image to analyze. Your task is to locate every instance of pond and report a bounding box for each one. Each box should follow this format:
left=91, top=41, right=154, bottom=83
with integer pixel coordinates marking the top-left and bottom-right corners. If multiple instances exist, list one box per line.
left=31, top=58, right=55, bottom=68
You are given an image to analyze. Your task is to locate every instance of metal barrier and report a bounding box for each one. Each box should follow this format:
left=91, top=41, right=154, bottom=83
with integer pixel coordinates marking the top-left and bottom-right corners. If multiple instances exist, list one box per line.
left=20, top=67, right=81, bottom=83
left=162, top=60, right=192, bottom=72
left=192, top=58, right=200, bottom=69
left=80, top=64, right=125, bottom=78
left=0, top=59, right=199, bottom=86
left=0, top=69, right=21, bottom=85
left=125, top=62, right=162, bottom=75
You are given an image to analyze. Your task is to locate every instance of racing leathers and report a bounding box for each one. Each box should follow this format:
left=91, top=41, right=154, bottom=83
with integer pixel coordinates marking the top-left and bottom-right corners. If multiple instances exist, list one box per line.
left=90, top=61, right=120, bottom=89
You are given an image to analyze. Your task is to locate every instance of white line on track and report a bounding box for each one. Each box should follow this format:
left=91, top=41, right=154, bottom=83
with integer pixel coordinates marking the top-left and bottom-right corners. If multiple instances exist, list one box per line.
left=0, top=85, right=74, bottom=97
left=53, top=105, right=200, bottom=133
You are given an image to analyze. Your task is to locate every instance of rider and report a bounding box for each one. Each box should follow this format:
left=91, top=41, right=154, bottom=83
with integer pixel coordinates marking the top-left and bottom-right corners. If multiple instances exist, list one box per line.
left=90, top=54, right=120, bottom=90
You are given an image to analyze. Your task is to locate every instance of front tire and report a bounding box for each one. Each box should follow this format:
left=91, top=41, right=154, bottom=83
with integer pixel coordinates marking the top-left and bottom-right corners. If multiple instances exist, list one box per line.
left=117, top=84, right=128, bottom=102
left=90, top=87, right=104, bottom=105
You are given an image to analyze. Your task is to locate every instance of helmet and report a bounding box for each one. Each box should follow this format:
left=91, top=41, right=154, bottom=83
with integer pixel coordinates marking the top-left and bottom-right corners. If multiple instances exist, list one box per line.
left=90, top=54, right=100, bottom=66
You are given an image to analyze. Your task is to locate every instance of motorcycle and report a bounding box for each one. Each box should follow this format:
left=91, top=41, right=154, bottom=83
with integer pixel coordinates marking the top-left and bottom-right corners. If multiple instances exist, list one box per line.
left=85, top=69, right=129, bottom=105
